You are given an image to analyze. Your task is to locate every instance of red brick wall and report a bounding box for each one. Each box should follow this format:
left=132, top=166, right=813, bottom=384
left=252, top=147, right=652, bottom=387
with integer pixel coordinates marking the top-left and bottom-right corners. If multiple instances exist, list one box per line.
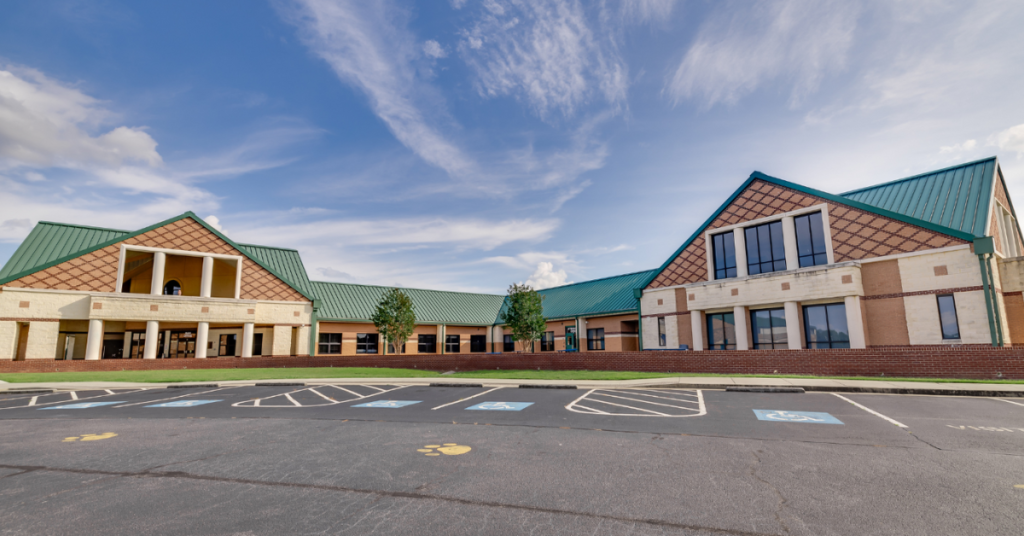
left=3, top=348, right=1023, bottom=379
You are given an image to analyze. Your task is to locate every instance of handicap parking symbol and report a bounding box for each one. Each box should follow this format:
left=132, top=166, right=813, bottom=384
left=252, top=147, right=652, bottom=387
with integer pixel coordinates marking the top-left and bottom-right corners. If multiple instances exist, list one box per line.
left=754, top=409, right=843, bottom=424
left=351, top=400, right=421, bottom=408
left=466, top=402, right=533, bottom=411
left=146, top=400, right=221, bottom=408
left=40, top=401, right=124, bottom=410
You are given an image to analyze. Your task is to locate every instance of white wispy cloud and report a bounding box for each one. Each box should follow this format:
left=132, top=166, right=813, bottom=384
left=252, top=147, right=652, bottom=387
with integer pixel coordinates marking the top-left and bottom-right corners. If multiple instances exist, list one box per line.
left=666, top=0, right=858, bottom=108
left=525, top=261, right=569, bottom=289
left=279, top=0, right=476, bottom=178
left=619, top=0, right=676, bottom=24
left=988, top=124, right=1024, bottom=155
left=458, top=0, right=628, bottom=119
left=423, top=40, right=447, bottom=59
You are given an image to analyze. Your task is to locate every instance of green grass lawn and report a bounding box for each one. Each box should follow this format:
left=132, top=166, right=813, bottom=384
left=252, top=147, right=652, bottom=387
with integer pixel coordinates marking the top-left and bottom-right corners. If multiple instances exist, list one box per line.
left=1, top=367, right=1022, bottom=384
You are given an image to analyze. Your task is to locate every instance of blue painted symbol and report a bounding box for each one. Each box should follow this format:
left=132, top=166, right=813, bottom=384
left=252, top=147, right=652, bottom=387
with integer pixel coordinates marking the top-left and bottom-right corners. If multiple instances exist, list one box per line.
left=146, top=400, right=221, bottom=408
left=352, top=400, right=421, bottom=408
left=39, top=401, right=124, bottom=410
left=754, top=409, right=843, bottom=424
left=466, top=402, right=534, bottom=411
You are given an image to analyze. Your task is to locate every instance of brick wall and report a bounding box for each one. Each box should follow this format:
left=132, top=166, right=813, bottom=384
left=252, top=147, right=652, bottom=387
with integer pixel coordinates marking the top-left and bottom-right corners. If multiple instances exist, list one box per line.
left=2, top=347, right=1024, bottom=379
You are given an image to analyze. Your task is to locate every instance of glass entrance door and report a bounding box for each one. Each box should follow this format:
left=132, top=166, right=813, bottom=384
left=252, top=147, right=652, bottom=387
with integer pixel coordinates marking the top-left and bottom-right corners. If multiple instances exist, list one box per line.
left=168, top=331, right=197, bottom=358
left=565, top=326, right=577, bottom=351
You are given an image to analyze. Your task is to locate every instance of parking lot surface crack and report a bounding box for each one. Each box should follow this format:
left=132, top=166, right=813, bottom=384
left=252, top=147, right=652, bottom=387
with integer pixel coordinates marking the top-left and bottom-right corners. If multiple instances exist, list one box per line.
left=749, top=451, right=792, bottom=535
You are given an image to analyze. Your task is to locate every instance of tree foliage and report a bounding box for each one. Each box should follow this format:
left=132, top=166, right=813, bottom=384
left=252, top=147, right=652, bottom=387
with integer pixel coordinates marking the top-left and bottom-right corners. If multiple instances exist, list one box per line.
left=500, top=283, right=546, bottom=352
left=370, top=288, right=416, bottom=355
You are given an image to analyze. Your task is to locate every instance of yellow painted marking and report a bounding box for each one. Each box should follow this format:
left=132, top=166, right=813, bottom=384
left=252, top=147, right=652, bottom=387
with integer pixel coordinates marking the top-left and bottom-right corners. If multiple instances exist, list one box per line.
left=1015, top=485, right=1024, bottom=489
left=417, top=449, right=433, bottom=453
left=424, top=444, right=441, bottom=448
left=420, top=443, right=471, bottom=456
left=443, top=443, right=457, bottom=446
left=425, top=453, right=440, bottom=456
left=63, top=432, right=117, bottom=442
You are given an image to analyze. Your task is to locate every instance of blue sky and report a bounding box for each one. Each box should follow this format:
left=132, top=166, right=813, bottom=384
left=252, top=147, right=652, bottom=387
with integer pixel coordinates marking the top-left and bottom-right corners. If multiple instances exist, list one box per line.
left=2, top=0, right=1023, bottom=293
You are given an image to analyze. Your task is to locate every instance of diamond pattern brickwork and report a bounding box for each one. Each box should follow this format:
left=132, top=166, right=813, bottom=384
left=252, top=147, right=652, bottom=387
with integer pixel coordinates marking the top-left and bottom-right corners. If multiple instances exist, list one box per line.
left=647, top=179, right=969, bottom=289
left=6, top=217, right=307, bottom=302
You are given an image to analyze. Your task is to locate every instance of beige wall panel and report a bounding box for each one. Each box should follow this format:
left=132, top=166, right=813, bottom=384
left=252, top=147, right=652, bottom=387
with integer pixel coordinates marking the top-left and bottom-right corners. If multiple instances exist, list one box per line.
left=640, top=288, right=676, bottom=316
left=688, top=264, right=863, bottom=311
left=676, top=313, right=693, bottom=349
left=295, top=326, right=310, bottom=356
left=89, top=295, right=256, bottom=324
left=25, top=321, right=60, bottom=359
left=904, top=290, right=989, bottom=345
left=860, top=260, right=902, bottom=296
left=862, top=298, right=910, bottom=346
left=897, top=248, right=980, bottom=293
left=254, top=301, right=312, bottom=325
left=0, top=289, right=91, bottom=320
left=998, top=259, right=1024, bottom=293
left=0, top=321, right=16, bottom=360
left=272, top=325, right=292, bottom=356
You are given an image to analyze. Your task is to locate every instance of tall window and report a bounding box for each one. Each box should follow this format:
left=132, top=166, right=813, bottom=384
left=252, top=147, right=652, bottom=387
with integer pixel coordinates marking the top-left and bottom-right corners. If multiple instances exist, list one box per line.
left=750, top=308, right=787, bottom=349
left=540, top=332, right=555, bottom=352
left=658, top=317, right=666, bottom=347
left=712, top=232, right=737, bottom=279
left=937, top=295, right=960, bottom=339
left=356, top=333, right=378, bottom=354
left=470, top=335, right=486, bottom=353
left=418, top=334, right=437, bottom=354
left=745, top=221, right=787, bottom=275
left=706, top=312, right=736, bottom=350
left=503, top=334, right=514, bottom=352
left=253, top=333, right=263, bottom=356
left=795, top=212, right=828, bottom=267
left=587, top=328, right=605, bottom=350
left=803, top=304, right=850, bottom=349
left=220, top=334, right=238, bottom=356
left=445, top=334, right=460, bottom=353
left=163, top=280, right=182, bottom=296
left=318, top=333, right=341, bottom=355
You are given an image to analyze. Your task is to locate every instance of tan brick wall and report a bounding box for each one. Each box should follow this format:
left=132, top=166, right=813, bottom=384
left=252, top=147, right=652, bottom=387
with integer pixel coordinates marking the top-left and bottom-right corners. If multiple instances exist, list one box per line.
left=1004, top=293, right=1024, bottom=345
left=863, top=298, right=910, bottom=346
left=860, top=260, right=902, bottom=296
left=646, top=179, right=967, bottom=289
left=5, top=217, right=306, bottom=303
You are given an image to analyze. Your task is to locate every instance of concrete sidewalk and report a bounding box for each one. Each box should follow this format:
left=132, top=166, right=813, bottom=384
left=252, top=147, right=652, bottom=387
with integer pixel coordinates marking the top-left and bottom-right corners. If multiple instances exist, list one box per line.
left=2, top=376, right=1023, bottom=397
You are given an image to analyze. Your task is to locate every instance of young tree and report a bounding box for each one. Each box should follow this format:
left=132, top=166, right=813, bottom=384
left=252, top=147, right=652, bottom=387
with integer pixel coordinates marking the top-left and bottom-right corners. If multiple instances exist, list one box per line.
left=371, top=288, right=416, bottom=355
left=500, top=283, right=546, bottom=352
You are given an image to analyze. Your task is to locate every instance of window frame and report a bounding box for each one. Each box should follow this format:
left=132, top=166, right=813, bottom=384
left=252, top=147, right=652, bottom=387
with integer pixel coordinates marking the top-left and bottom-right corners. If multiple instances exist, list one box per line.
left=750, top=308, right=787, bottom=349
left=587, top=328, right=605, bottom=351
left=445, top=334, right=460, bottom=353
left=163, top=280, right=182, bottom=296
left=318, top=333, right=341, bottom=355
left=503, top=334, right=515, bottom=352
left=936, top=294, right=961, bottom=340
left=657, top=317, right=667, bottom=347
left=470, top=335, right=487, bottom=353
left=744, top=221, right=787, bottom=275
left=802, top=303, right=850, bottom=349
left=711, top=232, right=737, bottom=280
left=355, top=333, right=378, bottom=354
left=794, top=211, right=829, bottom=268
left=706, top=312, right=736, bottom=350
left=540, top=331, right=555, bottom=352
left=418, top=334, right=437, bottom=354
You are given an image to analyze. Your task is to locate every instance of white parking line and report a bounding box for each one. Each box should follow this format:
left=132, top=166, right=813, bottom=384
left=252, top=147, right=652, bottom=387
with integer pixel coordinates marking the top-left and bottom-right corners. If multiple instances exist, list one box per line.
left=115, top=388, right=232, bottom=408
left=69, top=392, right=78, bottom=400
left=588, top=392, right=700, bottom=411
left=998, top=398, right=1024, bottom=407
left=105, top=390, right=114, bottom=395
left=601, top=389, right=702, bottom=404
left=309, top=389, right=336, bottom=403
left=831, top=393, right=908, bottom=428
left=28, top=396, right=38, bottom=406
left=284, top=393, right=301, bottom=407
left=566, top=389, right=706, bottom=417
left=584, top=397, right=670, bottom=416
left=431, top=387, right=504, bottom=410
left=232, top=385, right=407, bottom=408
left=0, top=389, right=150, bottom=411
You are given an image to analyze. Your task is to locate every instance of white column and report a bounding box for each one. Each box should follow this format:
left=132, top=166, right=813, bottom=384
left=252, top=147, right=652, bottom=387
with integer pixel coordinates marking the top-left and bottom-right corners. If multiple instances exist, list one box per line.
left=0, top=321, right=17, bottom=360
left=242, top=322, right=254, bottom=357
left=437, top=324, right=445, bottom=354
left=493, top=325, right=504, bottom=353
left=734, top=229, right=748, bottom=277
left=844, top=296, right=866, bottom=349
left=577, top=318, right=587, bottom=351
left=690, top=310, right=704, bottom=351
left=143, top=321, right=160, bottom=359
left=272, top=325, right=292, bottom=356
left=782, top=216, right=798, bottom=271
left=195, top=322, right=209, bottom=358
left=784, top=301, right=802, bottom=349
left=201, top=256, right=214, bottom=298
left=734, top=306, right=749, bottom=350
left=295, top=326, right=310, bottom=356
left=150, top=252, right=166, bottom=295
left=162, top=330, right=171, bottom=358
left=122, top=332, right=132, bottom=359
left=85, top=319, right=104, bottom=361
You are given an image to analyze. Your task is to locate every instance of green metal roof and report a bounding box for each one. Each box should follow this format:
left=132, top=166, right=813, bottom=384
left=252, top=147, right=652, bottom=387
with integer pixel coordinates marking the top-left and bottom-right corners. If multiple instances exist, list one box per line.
left=842, top=157, right=998, bottom=237
left=0, top=222, right=129, bottom=280
left=534, top=269, right=655, bottom=320
left=237, top=243, right=313, bottom=296
left=0, top=213, right=315, bottom=301
left=310, top=281, right=507, bottom=325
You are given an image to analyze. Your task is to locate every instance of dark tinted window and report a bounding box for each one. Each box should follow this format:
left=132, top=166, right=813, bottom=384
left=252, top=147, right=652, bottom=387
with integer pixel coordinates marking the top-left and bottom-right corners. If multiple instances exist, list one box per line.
left=418, top=334, right=437, bottom=354
left=163, top=280, right=181, bottom=296
left=445, top=334, right=460, bottom=353
left=317, top=333, right=339, bottom=355
left=803, top=304, right=850, bottom=349
left=795, top=212, right=828, bottom=267
left=470, top=335, right=486, bottom=352
left=745, top=221, right=786, bottom=275
left=503, top=334, right=514, bottom=352
left=587, top=328, right=605, bottom=350
left=712, top=232, right=737, bottom=279
left=751, top=308, right=787, bottom=349
left=706, top=312, right=736, bottom=350
left=356, top=333, right=378, bottom=354
left=937, top=295, right=960, bottom=339
left=253, top=333, right=263, bottom=356
left=540, top=332, right=555, bottom=352
left=658, top=317, right=666, bottom=347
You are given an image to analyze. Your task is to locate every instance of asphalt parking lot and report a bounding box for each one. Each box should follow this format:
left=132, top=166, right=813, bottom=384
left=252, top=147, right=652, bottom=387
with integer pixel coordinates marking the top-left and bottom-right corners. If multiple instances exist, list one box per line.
left=1, top=385, right=1022, bottom=535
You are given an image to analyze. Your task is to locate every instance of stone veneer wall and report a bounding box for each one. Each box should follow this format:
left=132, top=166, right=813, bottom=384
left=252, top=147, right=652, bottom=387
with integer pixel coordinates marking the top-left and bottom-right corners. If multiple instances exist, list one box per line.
left=2, top=348, right=1023, bottom=379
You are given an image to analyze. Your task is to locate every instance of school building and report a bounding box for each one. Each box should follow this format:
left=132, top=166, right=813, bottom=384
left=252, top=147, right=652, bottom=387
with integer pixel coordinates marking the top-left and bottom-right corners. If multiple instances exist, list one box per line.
left=0, top=156, right=1020, bottom=363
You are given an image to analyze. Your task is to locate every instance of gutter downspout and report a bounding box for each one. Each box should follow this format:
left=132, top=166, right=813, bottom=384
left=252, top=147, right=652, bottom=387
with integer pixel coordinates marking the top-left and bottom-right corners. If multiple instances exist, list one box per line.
left=634, top=288, right=644, bottom=351
left=974, top=238, right=1003, bottom=347
left=985, top=254, right=1006, bottom=346
left=308, top=299, right=320, bottom=356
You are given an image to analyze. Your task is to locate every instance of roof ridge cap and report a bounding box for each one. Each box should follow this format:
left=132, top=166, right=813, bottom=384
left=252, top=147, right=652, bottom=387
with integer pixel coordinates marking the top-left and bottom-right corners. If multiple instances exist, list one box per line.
left=35, top=221, right=130, bottom=234
left=237, top=242, right=301, bottom=253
